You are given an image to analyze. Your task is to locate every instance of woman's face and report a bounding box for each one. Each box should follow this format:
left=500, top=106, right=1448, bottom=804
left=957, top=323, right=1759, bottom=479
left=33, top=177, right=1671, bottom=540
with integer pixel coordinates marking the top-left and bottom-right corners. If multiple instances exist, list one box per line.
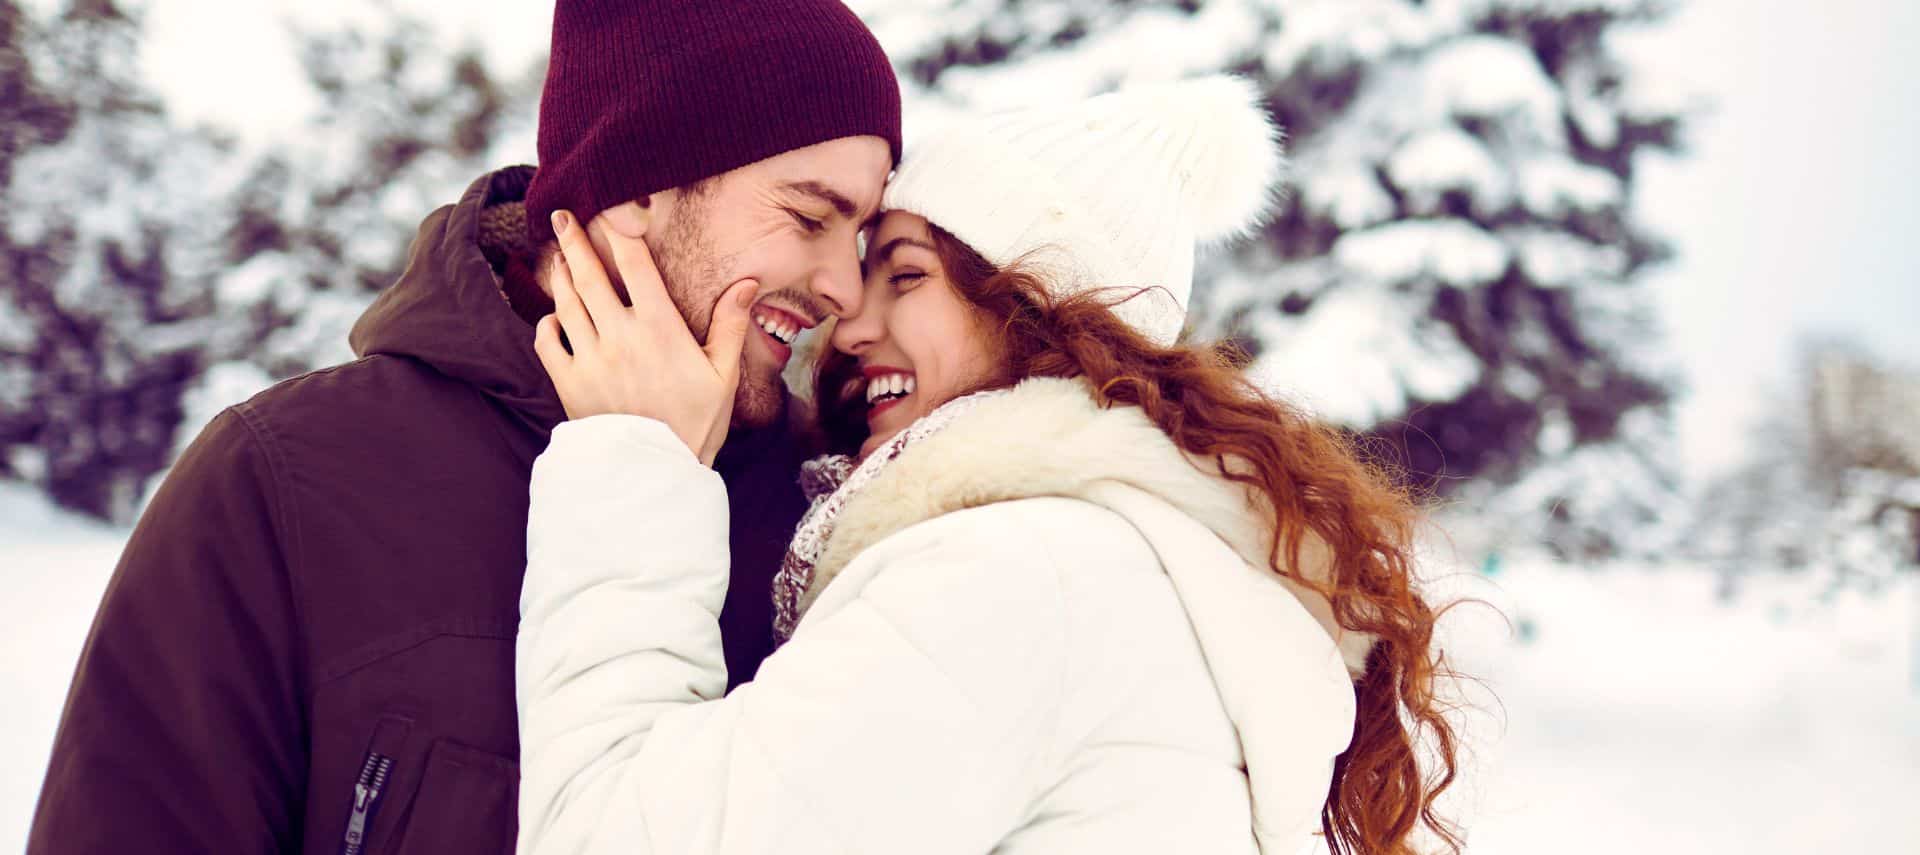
left=830, top=211, right=1002, bottom=459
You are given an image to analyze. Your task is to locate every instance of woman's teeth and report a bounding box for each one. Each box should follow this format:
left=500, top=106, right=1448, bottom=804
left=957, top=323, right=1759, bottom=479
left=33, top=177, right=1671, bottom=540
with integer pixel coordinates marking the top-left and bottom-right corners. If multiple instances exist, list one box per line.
left=865, top=374, right=916, bottom=405
left=755, top=313, right=800, bottom=345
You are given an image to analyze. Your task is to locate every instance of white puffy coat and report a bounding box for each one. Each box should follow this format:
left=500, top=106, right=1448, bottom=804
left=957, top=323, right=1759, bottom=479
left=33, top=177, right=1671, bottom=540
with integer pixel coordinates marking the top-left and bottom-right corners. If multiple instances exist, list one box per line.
left=517, top=378, right=1368, bottom=855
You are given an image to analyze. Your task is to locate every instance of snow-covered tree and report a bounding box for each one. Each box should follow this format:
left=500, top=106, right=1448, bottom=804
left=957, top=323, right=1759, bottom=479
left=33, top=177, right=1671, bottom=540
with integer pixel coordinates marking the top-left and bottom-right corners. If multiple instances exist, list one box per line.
left=0, top=0, right=244, bottom=521
left=221, top=13, right=540, bottom=377
left=856, top=0, right=1689, bottom=555
left=0, top=1, right=539, bottom=521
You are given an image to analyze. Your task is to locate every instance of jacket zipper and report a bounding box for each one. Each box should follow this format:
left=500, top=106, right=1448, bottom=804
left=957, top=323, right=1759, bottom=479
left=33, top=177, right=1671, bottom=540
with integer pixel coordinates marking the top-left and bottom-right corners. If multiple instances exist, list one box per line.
left=341, top=751, right=394, bottom=855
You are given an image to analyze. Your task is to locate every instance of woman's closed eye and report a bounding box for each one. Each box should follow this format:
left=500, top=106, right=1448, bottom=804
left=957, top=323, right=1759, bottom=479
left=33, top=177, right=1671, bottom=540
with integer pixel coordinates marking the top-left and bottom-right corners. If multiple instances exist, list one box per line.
left=888, top=270, right=925, bottom=291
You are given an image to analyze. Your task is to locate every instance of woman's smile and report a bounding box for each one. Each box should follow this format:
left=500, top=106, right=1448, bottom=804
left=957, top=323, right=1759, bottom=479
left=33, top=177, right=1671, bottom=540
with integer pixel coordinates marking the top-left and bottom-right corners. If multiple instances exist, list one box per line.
left=861, top=365, right=917, bottom=427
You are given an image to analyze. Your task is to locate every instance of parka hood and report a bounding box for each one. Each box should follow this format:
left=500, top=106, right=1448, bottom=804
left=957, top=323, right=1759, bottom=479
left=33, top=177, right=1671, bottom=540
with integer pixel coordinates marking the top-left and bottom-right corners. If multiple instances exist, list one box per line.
left=349, top=167, right=568, bottom=437
left=806, top=376, right=1376, bottom=674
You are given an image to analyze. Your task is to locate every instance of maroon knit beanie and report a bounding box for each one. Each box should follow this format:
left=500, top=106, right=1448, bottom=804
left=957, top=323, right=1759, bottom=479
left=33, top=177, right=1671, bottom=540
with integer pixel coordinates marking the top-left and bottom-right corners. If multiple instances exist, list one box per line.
left=524, top=0, right=903, bottom=245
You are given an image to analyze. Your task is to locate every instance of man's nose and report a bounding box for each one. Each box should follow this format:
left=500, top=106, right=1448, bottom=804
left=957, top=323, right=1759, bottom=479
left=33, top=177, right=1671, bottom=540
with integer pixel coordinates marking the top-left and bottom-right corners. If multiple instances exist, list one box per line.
left=808, top=240, right=866, bottom=319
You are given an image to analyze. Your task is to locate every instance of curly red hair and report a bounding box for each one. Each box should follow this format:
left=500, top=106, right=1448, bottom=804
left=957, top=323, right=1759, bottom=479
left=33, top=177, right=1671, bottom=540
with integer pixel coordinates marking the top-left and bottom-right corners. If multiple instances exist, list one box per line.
left=816, top=224, right=1466, bottom=854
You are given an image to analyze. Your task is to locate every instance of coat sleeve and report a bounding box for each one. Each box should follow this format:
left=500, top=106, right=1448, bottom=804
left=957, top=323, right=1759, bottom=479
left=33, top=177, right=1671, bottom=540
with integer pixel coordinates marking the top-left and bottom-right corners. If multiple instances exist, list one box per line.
left=27, top=408, right=307, bottom=855
left=517, top=415, right=1068, bottom=855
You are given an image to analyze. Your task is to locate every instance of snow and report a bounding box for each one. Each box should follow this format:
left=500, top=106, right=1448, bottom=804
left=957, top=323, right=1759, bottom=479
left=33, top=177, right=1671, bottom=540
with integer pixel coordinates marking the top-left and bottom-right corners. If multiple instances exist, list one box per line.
left=1561, top=57, right=1625, bottom=149
left=0, top=292, right=33, bottom=353
left=1465, top=0, right=1655, bottom=11
left=1506, top=227, right=1629, bottom=287
left=1433, top=552, right=1920, bottom=854
left=1249, top=284, right=1481, bottom=427
left=256, top=289, right=371, bottom=373
left=1301, top=164, right=1397, bottom=229
left=0, top=365, right=31, bottom=416
left=216, top=252, right=301, bottom=306
left=1517, top=155, right=1625, bottom=215
left=3, top=485, right=1913, bottom=851
left=1332, top=218, right=1513, bottom=284
left=1606, top=19, right=1711, bottom=121
left=1422, top=35, right=1564, bottom=140
left=1898, top=478, right=1920, bottom=509
left=932, top=2, right=1267, bottom=109
left=1388, top=125, right=1510, bottom=214
left=0, top=487, right=123, bottom=848
left=1259, top=0, right=1445, bottom=74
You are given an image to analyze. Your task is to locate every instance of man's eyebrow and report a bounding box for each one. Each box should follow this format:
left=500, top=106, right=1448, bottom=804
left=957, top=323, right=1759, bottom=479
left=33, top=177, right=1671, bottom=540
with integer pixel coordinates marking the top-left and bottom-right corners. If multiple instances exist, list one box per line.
left=779, top=180, right=859, bottom=219
left=871, top=236, right=936, bottom=264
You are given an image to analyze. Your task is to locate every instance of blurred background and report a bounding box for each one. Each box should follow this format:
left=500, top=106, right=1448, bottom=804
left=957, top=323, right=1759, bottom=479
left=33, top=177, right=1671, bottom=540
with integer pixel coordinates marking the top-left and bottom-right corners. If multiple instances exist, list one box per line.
left=1, top=0, right=1915, bottom=850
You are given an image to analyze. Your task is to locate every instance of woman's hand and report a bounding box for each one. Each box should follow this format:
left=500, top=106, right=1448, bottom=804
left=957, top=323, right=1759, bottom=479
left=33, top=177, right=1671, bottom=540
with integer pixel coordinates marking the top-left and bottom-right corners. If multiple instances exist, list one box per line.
left=534, top=209, right=760, bottom=467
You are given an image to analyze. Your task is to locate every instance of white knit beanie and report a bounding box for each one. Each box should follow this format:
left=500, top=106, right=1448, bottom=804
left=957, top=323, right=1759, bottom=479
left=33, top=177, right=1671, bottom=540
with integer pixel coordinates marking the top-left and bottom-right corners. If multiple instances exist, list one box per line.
left=880, top=75, right=1286, bottom=345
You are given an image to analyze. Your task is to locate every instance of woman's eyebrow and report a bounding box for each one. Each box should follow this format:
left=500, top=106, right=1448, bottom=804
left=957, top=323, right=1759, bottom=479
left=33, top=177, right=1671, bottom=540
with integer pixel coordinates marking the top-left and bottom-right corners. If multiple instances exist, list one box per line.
left=870, top=236, right=936, bottom=264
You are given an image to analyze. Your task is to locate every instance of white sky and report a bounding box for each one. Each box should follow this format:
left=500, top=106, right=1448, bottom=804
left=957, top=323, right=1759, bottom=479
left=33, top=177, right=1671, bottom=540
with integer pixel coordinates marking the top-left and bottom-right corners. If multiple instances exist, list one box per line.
left=139, top=0, right=552, bottom=147
left=1633, top=0, right=1920, bottom=476
left=136, top=0, right=1920, bottom=483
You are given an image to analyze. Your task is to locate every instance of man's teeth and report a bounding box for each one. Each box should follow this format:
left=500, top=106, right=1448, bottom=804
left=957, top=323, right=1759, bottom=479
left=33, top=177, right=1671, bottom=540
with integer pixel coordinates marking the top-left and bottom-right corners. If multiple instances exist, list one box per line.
left=865, top=374, right=916, bottom=404
left=756, top=314, right=799, bottom=345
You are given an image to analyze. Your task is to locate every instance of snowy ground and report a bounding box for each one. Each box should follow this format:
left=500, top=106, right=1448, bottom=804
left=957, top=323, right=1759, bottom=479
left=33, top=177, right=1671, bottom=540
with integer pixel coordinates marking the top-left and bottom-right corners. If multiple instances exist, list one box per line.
left=1435, top=555, right=1919, bottom=853
left=0, top=484, right=128, bottom=848
left=2, top=485, right=1915, bottom=852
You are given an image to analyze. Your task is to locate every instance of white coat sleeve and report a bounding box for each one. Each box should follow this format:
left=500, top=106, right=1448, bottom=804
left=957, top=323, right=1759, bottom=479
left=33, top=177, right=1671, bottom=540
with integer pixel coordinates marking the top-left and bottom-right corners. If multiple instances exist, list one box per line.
left=517, top=415, right=1068, bottom=855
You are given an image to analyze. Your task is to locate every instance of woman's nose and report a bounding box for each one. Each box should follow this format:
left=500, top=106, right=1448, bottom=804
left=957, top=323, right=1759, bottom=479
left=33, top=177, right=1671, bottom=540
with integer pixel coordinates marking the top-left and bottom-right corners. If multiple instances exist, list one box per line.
left=830, top=291, right=885, bottom=355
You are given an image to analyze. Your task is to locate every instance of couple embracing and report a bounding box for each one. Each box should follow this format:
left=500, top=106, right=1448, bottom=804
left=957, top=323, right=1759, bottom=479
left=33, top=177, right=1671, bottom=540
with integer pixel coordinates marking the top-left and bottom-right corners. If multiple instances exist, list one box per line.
left=30, top=2, right=1460, bottom=854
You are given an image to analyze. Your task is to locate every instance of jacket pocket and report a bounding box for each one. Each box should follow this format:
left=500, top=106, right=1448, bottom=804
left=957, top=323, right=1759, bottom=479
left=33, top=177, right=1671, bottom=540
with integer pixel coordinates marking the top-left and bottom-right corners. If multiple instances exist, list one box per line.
left=389, top=738, right=520, bottom=855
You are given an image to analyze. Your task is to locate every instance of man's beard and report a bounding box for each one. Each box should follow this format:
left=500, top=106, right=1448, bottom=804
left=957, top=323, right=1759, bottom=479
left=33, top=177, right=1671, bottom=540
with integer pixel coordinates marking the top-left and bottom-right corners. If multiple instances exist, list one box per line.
left=647, top=193, right=787, bottom=430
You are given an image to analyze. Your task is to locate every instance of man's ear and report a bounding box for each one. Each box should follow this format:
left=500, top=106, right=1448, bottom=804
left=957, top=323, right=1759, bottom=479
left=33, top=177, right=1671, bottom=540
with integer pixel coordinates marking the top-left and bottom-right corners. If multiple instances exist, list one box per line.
left=584, top=199, right=654, bottom=289
left=593, top=198, right=653, bottom=240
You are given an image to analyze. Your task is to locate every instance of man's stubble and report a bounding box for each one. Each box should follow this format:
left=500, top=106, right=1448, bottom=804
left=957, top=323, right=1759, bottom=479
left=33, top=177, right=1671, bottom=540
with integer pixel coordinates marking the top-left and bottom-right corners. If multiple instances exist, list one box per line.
left=647, top=189, right=788, bottom=430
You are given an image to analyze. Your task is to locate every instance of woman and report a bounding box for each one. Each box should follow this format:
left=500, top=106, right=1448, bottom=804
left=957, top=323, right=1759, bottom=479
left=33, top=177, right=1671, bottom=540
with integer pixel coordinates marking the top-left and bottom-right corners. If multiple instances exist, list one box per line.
left=517, top=76, right=1462, bottom=855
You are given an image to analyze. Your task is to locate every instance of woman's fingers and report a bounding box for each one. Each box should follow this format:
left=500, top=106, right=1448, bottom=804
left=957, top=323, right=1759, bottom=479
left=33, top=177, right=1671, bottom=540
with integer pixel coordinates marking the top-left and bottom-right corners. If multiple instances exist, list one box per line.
left=533, top=314, right=586, bottom=419
left=691, top=279, right=761, bottom=466
left=533, top=313, right=566, bottom=366
left=546, top=221, right=597, bottom=353
left=704, top=279, right=762, bottom=390
left=550, top=210, right=624, bottom=334
left=605, top=221, right=688, bottom=342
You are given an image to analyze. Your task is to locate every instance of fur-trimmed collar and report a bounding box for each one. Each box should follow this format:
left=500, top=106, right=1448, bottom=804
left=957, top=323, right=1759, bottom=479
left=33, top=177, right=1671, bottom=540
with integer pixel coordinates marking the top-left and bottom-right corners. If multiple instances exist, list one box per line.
left=801, top=376, right=1376, bottom=677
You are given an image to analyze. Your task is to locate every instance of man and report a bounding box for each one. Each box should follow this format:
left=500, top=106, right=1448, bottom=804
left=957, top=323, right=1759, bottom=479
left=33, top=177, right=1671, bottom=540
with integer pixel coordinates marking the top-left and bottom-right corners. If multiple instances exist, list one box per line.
left=26, top=1, right=899, bottom=852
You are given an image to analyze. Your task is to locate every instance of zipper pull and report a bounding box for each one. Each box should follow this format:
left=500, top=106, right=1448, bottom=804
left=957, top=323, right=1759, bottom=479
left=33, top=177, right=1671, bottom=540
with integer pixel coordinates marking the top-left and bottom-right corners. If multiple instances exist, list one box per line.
left=341, top=752, right=393, bottom=855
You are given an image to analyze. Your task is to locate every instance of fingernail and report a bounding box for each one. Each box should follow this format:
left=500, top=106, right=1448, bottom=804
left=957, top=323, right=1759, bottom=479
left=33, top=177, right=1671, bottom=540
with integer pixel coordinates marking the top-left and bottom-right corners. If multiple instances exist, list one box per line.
left=550, top=210, right=569, bottom=235
left=737, top=281, right=759, bottom=308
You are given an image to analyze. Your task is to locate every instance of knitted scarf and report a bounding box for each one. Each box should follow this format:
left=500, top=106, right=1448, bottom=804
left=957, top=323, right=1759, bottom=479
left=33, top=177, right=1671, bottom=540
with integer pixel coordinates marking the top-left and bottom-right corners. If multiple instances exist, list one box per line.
left=771, top=389, right=1006, bottom=642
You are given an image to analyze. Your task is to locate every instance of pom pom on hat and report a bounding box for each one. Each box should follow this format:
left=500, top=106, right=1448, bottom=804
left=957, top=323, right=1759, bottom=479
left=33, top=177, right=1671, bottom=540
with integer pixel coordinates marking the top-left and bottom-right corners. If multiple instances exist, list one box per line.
left=1124, top=75, right=1287, bottom=242
left=882, top=75, right=1285, bottom=345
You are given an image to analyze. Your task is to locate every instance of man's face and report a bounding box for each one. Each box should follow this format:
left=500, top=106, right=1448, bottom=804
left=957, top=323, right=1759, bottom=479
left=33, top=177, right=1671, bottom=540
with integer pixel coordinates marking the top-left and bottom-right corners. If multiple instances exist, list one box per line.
left=634, top=136, right=891, bottom=430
